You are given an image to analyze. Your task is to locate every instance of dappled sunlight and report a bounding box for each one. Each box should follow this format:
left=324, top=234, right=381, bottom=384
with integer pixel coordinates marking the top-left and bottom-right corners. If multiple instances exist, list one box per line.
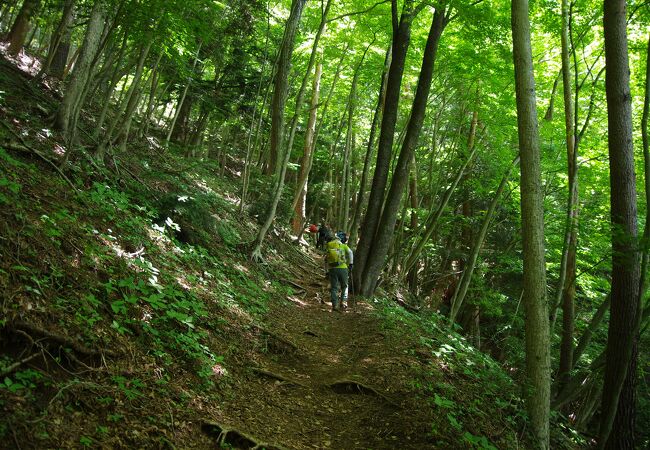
left=286, top=295, right=309, bottom=306
left=0, top=43, right=41, bottom=74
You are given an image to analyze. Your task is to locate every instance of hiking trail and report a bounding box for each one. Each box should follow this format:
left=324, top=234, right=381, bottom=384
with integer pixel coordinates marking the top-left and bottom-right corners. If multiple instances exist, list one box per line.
left=202, top=245, right=433, bottom=449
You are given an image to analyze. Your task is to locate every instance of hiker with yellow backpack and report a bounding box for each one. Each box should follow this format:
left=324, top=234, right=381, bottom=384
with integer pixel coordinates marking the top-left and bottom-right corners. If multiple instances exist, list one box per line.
left=324, top=231, right=354, bottom=311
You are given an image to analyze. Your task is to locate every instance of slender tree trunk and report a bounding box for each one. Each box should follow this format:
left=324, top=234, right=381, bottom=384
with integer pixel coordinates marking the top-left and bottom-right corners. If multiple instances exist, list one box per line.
left=165, top=41, right=203, bottom=146
left=141, top=51, right=163, bottom=137
left=556, top=0, right=579, bottom=389
left=598, top=0, right=641, bottom=447
left=359, top=7, right=447, bottom=296
left=291, top=62, right=322, bottom=235
left=94, top=33, right=129, bottom=139
left=638, top=34, right=650, bottom=326
left=340, top=46, right=370, bottom=232
left=6, top=0, right=41, bottom=56
left=35, top=0, right=75, bottom=79
left=353, top=0, right=423, bottom=292
left=239, top=9, right=273, bottom=211
left=448, top=155, right=520, bottom=325
left=403, top=145, right=477, bottom=274
left=406, top=153, right=419, bottom=292
left=114, top=40, right=154, bottom=143
left=274, top=0, right=331, bottom=179
left=511, top=0, right=551, bottom=445
left=349, top=45, right=392, bottom=247
left=250, top=0, right=307, bottom=261
left=54, top=0, right=107, bottom=143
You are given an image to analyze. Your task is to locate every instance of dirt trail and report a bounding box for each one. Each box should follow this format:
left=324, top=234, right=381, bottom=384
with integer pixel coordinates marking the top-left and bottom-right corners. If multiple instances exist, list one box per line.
left=210, top=248, right=433, bottom=450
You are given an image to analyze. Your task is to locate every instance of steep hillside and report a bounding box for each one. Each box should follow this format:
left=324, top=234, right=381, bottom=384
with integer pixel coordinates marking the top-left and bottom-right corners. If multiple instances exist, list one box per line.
left=0, top=55, right=576, bottom=449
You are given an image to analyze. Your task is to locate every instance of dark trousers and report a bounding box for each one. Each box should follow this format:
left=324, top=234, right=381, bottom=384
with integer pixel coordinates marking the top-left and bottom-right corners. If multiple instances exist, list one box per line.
left=328, top=267, right=348, bottom=307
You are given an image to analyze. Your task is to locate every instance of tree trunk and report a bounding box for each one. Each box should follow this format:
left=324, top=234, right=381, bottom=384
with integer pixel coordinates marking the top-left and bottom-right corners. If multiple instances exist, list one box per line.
left=349, top=44, right=392, bottom=247
left=598, top=0, right=641, bottom=447
left=276, top=0, right=331, bottom=179
left=340, top=46, right=370, bottom=232
left=403, top=145, right=478, bottom=274
left=6, top=0, right=41, bottom=56
left=511, top=0, right=551, bottom=445
left=165, top=41, right=203, bottom=146
left=448, top=155, right=520, bottom=325
left=250, top=0, right=307, bottom=261
left=359, top=7, right=447, bottom=296
left=291, top=62, right=322, bottom=235
left=53, top=0, right=107, bottom=142
left=556, top=0, right=578, bottom=390
left=94, top=33, right=129, bottom=139
left=141, top=51, right=164, bottom=137
left=36, top=0, right=75, bottom=79
left=353, top=0, right=422, bottom=292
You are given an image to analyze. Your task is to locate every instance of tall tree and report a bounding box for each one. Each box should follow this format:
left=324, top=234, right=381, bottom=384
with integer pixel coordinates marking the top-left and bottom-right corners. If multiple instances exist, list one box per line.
left=291, top=62, right=322, bottom=235
left=250, top=0, right=307, bottom=261
left=353, top=0, right=424, bottom=292
left=6, top=0, right=41, bottom=56
left=556, top=0, right=578, bottom=388
left=598, top=0, right=641, bottom=446
left=358, top=6, right=448, bottom=296
left=511, top=0, right=551, bottom=446
left=53, top=0, right=108, bottom=143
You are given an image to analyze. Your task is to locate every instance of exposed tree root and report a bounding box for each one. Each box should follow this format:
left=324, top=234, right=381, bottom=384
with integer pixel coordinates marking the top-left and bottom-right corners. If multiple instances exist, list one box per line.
left=0, top=119, right=79, bottom=193
left=9, top=321, right=117, bottom=358
left=201, top=421, right=289, bottom=450
left=252, top=367, right=306, bottom=387
left=251, top=324, right=299, bottom=356
left=0, top=353, right=40, bottom=378
left=327, top=379, right=398, bottom=406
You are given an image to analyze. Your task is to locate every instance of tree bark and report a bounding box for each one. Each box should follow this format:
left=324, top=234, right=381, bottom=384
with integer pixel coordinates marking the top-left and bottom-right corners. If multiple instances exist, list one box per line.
left=276, top=0, right=331, bottom=179
left=6, top=0, right=41, bottom=56
left=359, top=7, right=447, bottom=296
left=35, top=0, right=75, bottom=79
left=165, top=41, right=203, bottom=146
left=291, top=62, right=322, bottom=235
left=598, top=0, right=641, bottom=447
left=53, top=0, right=107, bottom=143
left=556, top=0, right=578, bottom=390
left=353, top=0, right=423, bottom=292
left=250, top=0, right=307, bottom=261
left=511, top=0, right=551, bottom=446
left=349, top=44, right=392, bottom=247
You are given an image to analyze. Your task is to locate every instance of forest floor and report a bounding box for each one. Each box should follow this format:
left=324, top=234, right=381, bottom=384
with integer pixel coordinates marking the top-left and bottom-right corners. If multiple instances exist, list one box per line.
left=209, top=250, right=438, bottom=449
left=0, top=51, right=549, bottom=449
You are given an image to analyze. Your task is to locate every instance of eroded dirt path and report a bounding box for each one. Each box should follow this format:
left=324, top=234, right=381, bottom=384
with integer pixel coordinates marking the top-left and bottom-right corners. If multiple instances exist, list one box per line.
left=210, top=248, right=433, bottom=450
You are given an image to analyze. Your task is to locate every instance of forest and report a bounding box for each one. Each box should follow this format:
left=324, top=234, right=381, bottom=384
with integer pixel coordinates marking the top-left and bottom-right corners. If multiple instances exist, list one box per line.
left=0, top=0, right=648, bottom=448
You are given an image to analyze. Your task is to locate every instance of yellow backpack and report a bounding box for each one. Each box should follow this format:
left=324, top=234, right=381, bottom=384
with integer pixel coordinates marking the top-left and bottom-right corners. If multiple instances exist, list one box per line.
left=327, top=241, right=346, bottom=267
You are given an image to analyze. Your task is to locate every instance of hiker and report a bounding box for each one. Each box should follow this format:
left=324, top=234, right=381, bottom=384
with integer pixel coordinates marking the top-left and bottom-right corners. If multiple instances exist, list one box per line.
left=336, top=230, right=348, bottom=244
left=324, top=231, right=353, bottom=311
left=316, top=223, right=329, bottom=249
left=308, top=223, right=318, bottom=246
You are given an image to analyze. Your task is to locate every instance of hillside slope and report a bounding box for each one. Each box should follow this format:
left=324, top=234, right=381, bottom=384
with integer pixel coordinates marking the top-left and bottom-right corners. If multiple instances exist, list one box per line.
left=0, top=54, right=570, bottom=449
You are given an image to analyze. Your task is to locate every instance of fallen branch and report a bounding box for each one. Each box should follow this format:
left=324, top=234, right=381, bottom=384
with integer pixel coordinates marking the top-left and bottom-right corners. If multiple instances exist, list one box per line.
left=281, top=279, right=306, bottom=291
